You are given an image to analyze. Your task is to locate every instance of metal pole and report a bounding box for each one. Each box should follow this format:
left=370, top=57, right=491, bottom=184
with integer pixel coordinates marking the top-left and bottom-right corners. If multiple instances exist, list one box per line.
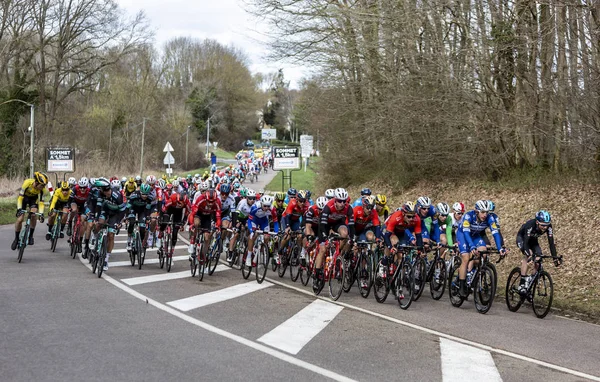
left=206, top=118, right=210, bottom=159
left=29, top=104, right=34, bottom=178
left=108, top=124, right=112, bottom=164
left=186, top=126, right=189, bottom=168
left=140, top=117, right=146, bottom=177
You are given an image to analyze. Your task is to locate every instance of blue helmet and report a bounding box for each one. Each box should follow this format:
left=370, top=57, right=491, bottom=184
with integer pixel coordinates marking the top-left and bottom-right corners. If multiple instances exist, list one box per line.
left=220, top=184, right=231, bottom=194
left=536, top=210, right=551, bottom=224
left=487, top=200, right=496, bottom=212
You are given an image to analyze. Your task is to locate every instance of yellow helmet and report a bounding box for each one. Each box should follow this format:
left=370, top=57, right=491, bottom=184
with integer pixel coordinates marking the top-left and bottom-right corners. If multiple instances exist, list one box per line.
left=375, top=194, right=387, bottom=206
left=59, top=181, right=70, bottom=190
left=128, top=177, right=135, bottom=183
left=275, top=192, right=285, bottom=201
left=34, top=171, right=48, bottom=185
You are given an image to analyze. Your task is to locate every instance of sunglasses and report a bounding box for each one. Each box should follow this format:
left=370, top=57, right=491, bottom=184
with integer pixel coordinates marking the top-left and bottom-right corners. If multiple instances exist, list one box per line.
left=247, top=197, right=256, bottom=201
left=405, top=214, right=416, bottom=219
left=335, top=199, right=347, bottom=204
left=420, top=206, right=429, bottom=210
left=101, top=187, right=111, bottom=192
left=455, top=212, right=464, bottom=216
left=538, top=223, right=550, bottom=227
left=439, top=214, right=447, bottom=219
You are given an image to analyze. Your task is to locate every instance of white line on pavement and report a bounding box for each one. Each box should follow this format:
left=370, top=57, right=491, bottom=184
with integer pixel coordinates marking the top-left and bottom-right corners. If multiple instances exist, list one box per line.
left=167, top=282, right=272, bottom=312
left=109, top=255, right=188, bottom=267
left=440, top=338, right=502, bottom=382
left=111, top=245, right=186, bottom=254
left=76, top=254, right=356, bottom=382
left=122, top=265, right=229, bottom=286
left=258, top=299, right=343, bottom=355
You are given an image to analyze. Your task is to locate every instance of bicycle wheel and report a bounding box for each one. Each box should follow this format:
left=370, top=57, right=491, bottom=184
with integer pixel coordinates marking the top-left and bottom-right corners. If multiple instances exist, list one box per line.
left=270, top=238, right=279, bottom=271
left=190, top=252, right=197, bottom=277
left=256, top=244, right=269, bottom=284
left=474, top=266, right=495, bottom=314
left=430, top=257, right=447, bottom=300
left=129, top=233, right=137, bottom=267
left=198, top=244, right=207, bottom=281
left=70, top=222, right=79, bottom=259
left=373, top=262, right=389, bottom=303
left=505, top=267, right=524, bottom=312
left=300, top=261, right=312, bottom=286
left=241, top=253, right=252, bottom=279
left=278, top=247, right=288, bottom=278
left=448, top=265, right=465, bottom=307
left=328, top=256, right=344, bottom=301
left=97, top=236, right=107, bottom=278
left=289, top=245, right=301, bottom=282
left=342, top=257, right=356, bottom=293
left=159, top=232, right=168, bottom=269
left=137, top=233, right=143, bottom=270
left=412, top=257, right=427, bottom=301
left=17, top=227, right=28, bottom=263
left=358, top=252, right=374, bottom=298
left=208, top=236, right=221, bottom=275
left=532, top=271, right=554, bottom=319
left=51, top=223, right=59, bottom=252
left=166, top=242, right=173, bottom=272
left=396, top=262, right=415, bottom=310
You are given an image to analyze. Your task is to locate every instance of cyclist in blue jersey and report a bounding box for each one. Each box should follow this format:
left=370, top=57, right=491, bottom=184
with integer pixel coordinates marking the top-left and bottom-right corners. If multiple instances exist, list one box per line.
left=351, top=188, right=372, bottom=208
left=245, top=195, right=279, bottom=267
left=415, top=196, right=436, bottom=244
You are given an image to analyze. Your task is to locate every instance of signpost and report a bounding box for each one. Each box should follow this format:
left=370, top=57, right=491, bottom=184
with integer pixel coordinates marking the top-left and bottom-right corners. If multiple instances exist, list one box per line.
left=272, top=146, right=300, bottom=191
left=46, top=147, right=75, bottom=173
left=300, top=135, right=313, bottom=172
left=261, top=128, right=277, bottom=141
left=163, top=141, right=175, bottom=175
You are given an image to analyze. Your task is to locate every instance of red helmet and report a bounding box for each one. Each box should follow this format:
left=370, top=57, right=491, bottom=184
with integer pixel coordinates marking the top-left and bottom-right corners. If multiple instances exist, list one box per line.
left=109, top=176, right=118, bottom=182
left=206, top=189, right=217, bottom=202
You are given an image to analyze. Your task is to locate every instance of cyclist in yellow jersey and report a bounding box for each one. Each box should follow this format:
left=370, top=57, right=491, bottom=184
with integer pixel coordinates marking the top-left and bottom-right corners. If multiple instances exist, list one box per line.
left=375, top=194, right=390, bottom=223
left=124, top=178, right=137, bottom=197
left=46, top=181, right=71, bottom=240
left=12, top=171, right=48, bottom=250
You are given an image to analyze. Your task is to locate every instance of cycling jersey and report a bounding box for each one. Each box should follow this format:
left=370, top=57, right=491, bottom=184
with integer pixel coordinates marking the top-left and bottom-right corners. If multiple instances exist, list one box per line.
left=377, top=205, right=390, bottom=222
left=70, top=185, right=90, bottom=205
left=49, top=189, right=71, bottom=210
left=165, top=192, right=192, bottom=213
left=417, top=205, right=436, bottom=239
left=191, top=194, right=221, bottom=227
left=516, top=219, right=557, bottom=258
left=353, top=206, right=381, bottom=237
left=127, top=191, right=155, bottom=212
left=273, top=200, right=287, bottom=222
left=248, top=202, right=279, bottom=232
left=304, top=205, right=320, bottom=225
left=235, top=198, right=254, bottom=219
left=351, top=197, right=364, bottom=208
left=17, top=178, right=45, bottom=213
left=431, top=215, right=454, bottom=246
left=384, top=210, right=422, bottom=248
left=220, top=194, right=236, bottom=217
left=282, top=198, right=310, bottom=223
left=456, top=210, right=502, bottom=252
left=319, top=199, right=355, bottom=242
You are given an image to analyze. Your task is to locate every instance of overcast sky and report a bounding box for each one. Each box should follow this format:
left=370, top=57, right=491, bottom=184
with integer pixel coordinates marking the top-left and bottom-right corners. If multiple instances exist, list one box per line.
left=116, top=0, right=307, bottom=88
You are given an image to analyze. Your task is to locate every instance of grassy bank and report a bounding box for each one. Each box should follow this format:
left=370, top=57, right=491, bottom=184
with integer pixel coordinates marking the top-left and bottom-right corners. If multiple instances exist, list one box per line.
left=265, top=157, right=319, bottom=192
left=0, top=197, right=16, bottom=225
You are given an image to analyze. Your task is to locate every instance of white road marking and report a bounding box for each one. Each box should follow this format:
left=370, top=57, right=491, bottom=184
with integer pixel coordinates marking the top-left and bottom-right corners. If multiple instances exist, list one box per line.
left=76, top=255, right=356, bottom=382
left=440, top=338, right=502, bottom=382
left=109, top=255, right=188, bottom=267
left=258, top=299, right=343, bottom=355
left=122, top=265, right=229, bottom=286
left=111, top=245, right=186, bottom=254
left=167, top=282, right=272, bottom=311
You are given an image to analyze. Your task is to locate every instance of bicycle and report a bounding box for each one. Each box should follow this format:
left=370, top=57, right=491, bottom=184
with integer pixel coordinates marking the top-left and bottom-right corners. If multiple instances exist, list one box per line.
left=227, top=225, right=248, bottom=268
left=352, top=241, right=375, bottom=298
left=69, top=212, right=84, bottom=259
left=207, top=229, right=222, bottom=276
left=299, top=237, right=318, bottom=287
left=287, top=229, right=304, bottom=282
left=193, top=228, right=212, bottom=281
left=269, top=232, right=282, bottom=272
left=505, top=255, right=561, bottom=319
left=373, top=244, right=416, bottom=310
left=49, top=209, right=65, bottom=252
left=16, top=210, right=44, bottom=263
left=252, top=230, right=271, bottom=284
left=424, top=245, right=453, bottom=300
left=313, top=233, right=346, bottom=301
left=128, top=219, right=148, bottom=270
left=159, top=215, right=184, bottom=272
left=91, top=222, right=111, bottom=278
left=448, top=249, right=503, bottom=314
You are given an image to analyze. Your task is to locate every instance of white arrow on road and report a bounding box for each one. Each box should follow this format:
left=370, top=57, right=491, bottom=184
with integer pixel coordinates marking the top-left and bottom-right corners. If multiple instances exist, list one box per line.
left=163, top=151, right=175, bottom=165
left=163, top=141, right=174, bottom=152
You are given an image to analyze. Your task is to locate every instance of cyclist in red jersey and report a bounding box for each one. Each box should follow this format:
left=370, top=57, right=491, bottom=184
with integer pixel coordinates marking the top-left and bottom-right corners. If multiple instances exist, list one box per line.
left=189, top=189, right=221, bottom=261
left=158, top=189, right=191, bottom=253
left=315, top=188, right=355, bottom=281
left=279, top=190, right=310, bottom=260
left=383, top=201, right=423, bottom=263
left=302, top=196, right=327, bottom=262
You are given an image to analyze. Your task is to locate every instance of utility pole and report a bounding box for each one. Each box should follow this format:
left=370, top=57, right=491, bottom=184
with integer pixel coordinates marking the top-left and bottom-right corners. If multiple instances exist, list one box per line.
left=140, top=117, right=146, bottom=177
left=205, top=117, right=211, bottom=159
left=186, top=125, right=190, bottom=168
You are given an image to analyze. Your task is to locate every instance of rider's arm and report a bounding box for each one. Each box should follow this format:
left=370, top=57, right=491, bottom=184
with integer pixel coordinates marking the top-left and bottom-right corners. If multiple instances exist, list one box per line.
left=487, top=215, right=503, bottom=250
left=461, top=214, right=476, bottom=250
left=48, top=192, right=59, bottom=211
left=546, top=225, right=558, bottom=258
left=347, top=205, right=355, bottom=238
left=445, top=216, right=454, bottom=246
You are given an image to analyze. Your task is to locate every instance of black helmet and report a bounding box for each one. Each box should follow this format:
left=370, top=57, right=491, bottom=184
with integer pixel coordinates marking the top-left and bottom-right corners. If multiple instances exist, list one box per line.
left=287, top=188, right=297, bottom=197
left=360, top=188, right=372, bottom=196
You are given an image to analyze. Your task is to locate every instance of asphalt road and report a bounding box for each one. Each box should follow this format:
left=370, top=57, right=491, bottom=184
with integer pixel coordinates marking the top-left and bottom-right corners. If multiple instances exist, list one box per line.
left=2, top=170, right=599, bottom=381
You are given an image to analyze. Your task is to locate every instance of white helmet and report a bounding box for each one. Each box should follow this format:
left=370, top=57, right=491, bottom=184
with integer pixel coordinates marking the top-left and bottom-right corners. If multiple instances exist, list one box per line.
left=78, top=177, right=89, bottom=188
left=195, top=177, right=202, bottom=185
left=260, top=195, right=273, bottom=207
left=325, top=189, right=335, bottom=199
left=200, top=181, right=209, bottom=191
left=110, top=179, right=121, bottom=189
left=475, top=200, right=490, bottom=212
left=68, top=177, right=76, bottom=186
left=157, top=179, right=166, bottom=189
left=194, top=173, right=200, bottom=178
left=172, top=179, right=180, bottom=187
left=121, top=176, right=127, bottom=183
left=417, top=196, right=431, bottom=208
left=316, top=196, right=328, bottom=209
left=334, top=188, right=348, bottom=200
left=436, top=202, right=450, bottom=215
left=452, top=202, right=465, bottom=213
left=247, top=189, right=256, bottom=198
left=146, top=175, right=156, bottom=185
left=135, top=175, right=142, bottom=182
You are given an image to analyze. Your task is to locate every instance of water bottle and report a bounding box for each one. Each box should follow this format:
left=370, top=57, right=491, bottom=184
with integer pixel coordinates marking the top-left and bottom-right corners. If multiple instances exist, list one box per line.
left=466, top=269, right=474, bottom=285
left=524, top=276, right=532, bottom=290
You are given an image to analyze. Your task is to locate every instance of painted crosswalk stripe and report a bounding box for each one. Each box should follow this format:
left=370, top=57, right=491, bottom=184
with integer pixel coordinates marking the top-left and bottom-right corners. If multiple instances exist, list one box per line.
left=167, top=282, right=272, bottom=311
left=122, top=265, right=229, bottom=286
left=440, top=338, right=502, bottom=382
left=111, top=245, right=186, bottom=254
left=257, top=300, right=343, bottom=355
left=109, top=255, right=188, bottom=267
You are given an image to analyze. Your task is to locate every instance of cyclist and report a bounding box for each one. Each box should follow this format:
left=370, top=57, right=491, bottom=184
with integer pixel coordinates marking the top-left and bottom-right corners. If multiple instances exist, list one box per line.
left=279, top=189, right=310, bottom=263
left=482, top=200, right=505, bottom=247
left=124, top=177, right=137, bottom=197
left=189, top=189, right=221, bottom=262
left=284, top=187, right=297, bottom=204
left=12, top=171, right=48, bottom=250
left=219, top=184, right=236, bottom=256
left=227, top=188, right=255, bottom=261
left=160, top=188, right=191, bottom=254
left=67, top=177, right=91, bottom=249
left=93, top=178, right=127, bottom=271
left=415, top=196, right=436, bottom=244
left=303, top=196, right=327, bottom=261
left=455, top=200, right=507, bottom=297
left=245, top=195, right=279, bottom=267
left=273, top=192, right=287, bottom=223
left=134, top=175, right=142, bottom=188
left=351, top=188, right=372, bottom=208
left=125, top=184, right=155, bottom=251
left=67, top=177, right=77, bottom=188
left=383, top=201, right=423, bottom=270
left=314, top=188, right=355, bottom=287
left=46, top=181, right=72, bottom=240
left=431, top=202, right=453, bottom=247
left=145, top=175, right=161, bottom=247
left=375, top=194, right=390, bottom=222
left=120, top=177, right=127, bottom=189
left=84, top=178, right=107, bottom=256
left=516, top=210, right=561, bottom=293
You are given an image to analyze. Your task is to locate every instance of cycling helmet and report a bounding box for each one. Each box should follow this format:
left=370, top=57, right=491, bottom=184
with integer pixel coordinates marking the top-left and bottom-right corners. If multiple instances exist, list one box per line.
left=128, top=177, right=135, bottom=183
left=34, top=171, right=48, bottom=185
left=206, top=189, right=217, bottom=202
left=247, top=189, right=256, bottom=198
left=109, top=176, right=118, bottom=182
left=78, top=177, right=89, bottom=188
left=325, top=189, right=335, bottom=200
left=375, top=194, right=387, bottom=206
left=239, top=188, right=247, bottom=197
left=363, top=195, right=376, bottom=209
left=416, top=196, right=432, bottom=208
left=436, top=202, right=450, bottom=215
left=121, top=176, right=127, bottom=183
left=260, top=195, right=274, bottom=207
left=334, top=188, right=348, bottom=200
left=304, top=190, right=312, bottom=199
left=110, top=179, right=121, bottom=189
left=194, top=173, right=200, bottom=178
left=140, top=184, right=152, bottom=194
left=68, top=177, right=76, bottom=186
left=158, top=179, right=166, bottom=189
left=233, top=181, right=241, bottom=191
left=59, top=181, right=70, bottom=190
left=452, top=202, right=465, bottom=213
left=172, top=179, right=180, bottom=187
left=146, top=175, right=156, bottom=185
left=316, top=196, right=328, bottom=209
left=220, top=184, right=231, bottom=194
left=166, top=183, right=173, bottom=191
left=186, top=174, right=192, bottom=180
left=275, top=192, right=285, bottom=201
left=475, top=200, right=490, bottom=212
left=89, top=177, right=97, bottom=185
left=194, top=177, right=202, bottom=185
left=287, top=188, right=297, bottom=197
left=536, top=210, right=551, bottom=224
left=95, top=177, right=110, bottom=189
left=487, top=200, right=496, bottom=212
left=360, top=188, right=372, bottom=196
left=135, top=175, right=142, bottom=184
left=401, top=201, right=416, bottom=213
left=297, top=190, right=308, bottom=201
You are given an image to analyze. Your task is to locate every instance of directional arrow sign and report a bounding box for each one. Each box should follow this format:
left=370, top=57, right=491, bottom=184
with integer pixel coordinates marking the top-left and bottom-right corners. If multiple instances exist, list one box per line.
left=163, top=152, right=175, bottom=165
left=163, top=142, right=174, bottom=152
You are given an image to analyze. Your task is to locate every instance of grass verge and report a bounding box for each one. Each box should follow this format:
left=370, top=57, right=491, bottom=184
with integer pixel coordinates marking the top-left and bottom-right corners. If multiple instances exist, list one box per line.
left=0, top=197, right=16, bottom=225
left=265, top=157, right=319, bottom=192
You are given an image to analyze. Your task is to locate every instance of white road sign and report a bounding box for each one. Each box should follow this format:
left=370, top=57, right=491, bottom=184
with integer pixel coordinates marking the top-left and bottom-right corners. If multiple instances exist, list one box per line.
left=163, top=151, right=175, bottom=165
left=163, top=142, right=174, bottom=152
left=300, top=135, right=313, bottom=157
left=261, top=129, right=277, bottom=140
